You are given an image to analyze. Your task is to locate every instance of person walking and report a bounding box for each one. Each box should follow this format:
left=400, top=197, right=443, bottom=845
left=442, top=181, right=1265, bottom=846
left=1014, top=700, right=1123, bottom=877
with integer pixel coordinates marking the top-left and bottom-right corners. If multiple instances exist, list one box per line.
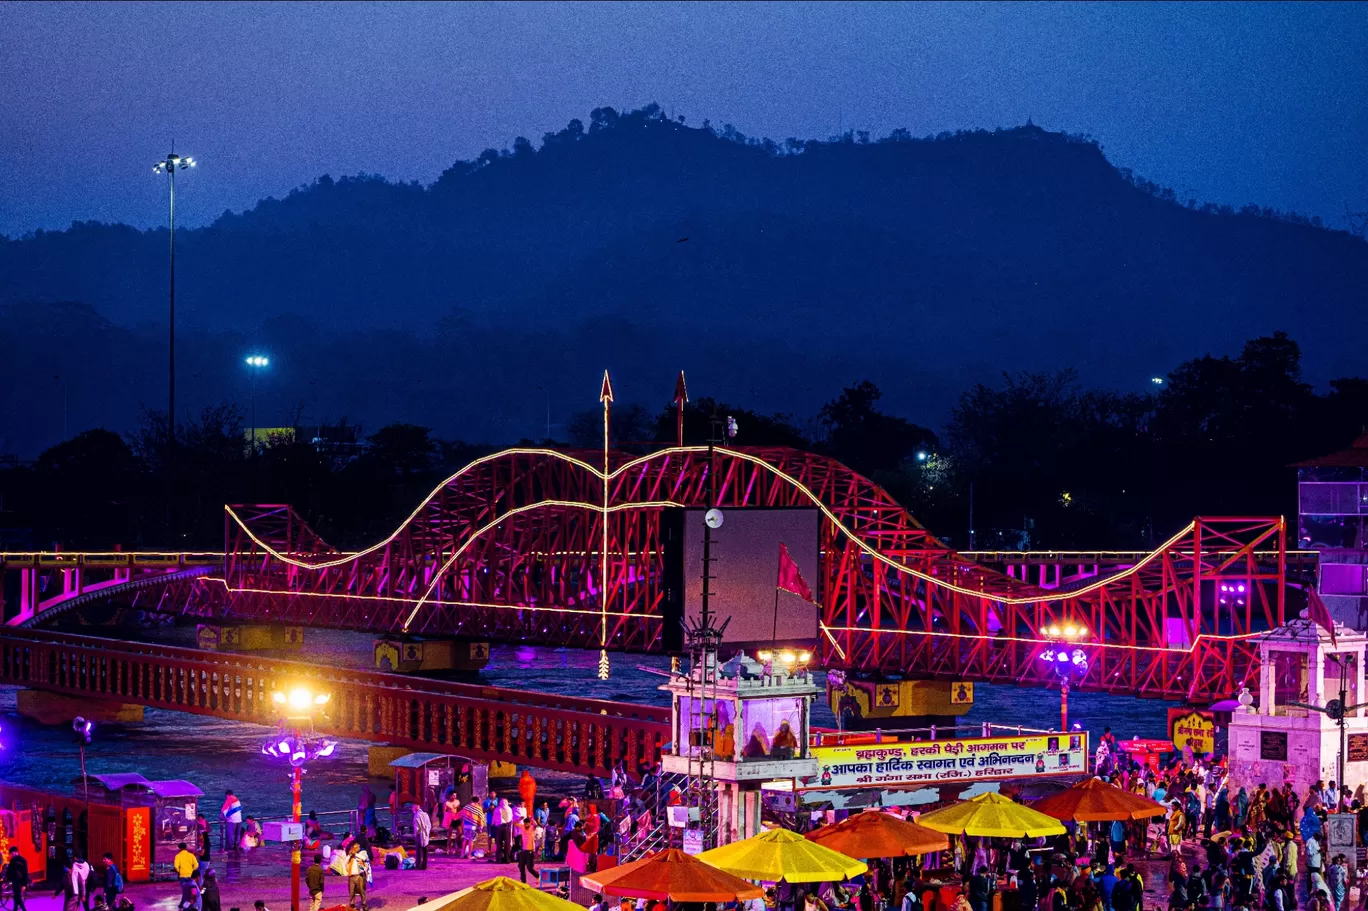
left=1328, top=854, right=1349, bottom=911
left=344, top=841, right=369, bottom=911
left=52, top=865, right=83, bottom=911
left=412, top=805, right=432, bottom=870
left=494, top=798, right=513, bottom=864
left=459, top=799, right=485, bottom=860
left=305, top=855, right=325, bottom=911
left=442, top=792, right=462, bottom=855
left=967, top=866, right=993, bottom=911
left=174, top=843, right=199, bottom=908
left=99, top=854, right=123, bottom=911
left=201, top=869, right=221, bottom=911
left=71, top=855, right=92, bottom=911
left=1281, top=831, right=1300, bottom=880
left=518, top=816, right=539, bottom=884
left=220, top=792, right=243, bottom=852
left=5, top=845, right=30, bottom=911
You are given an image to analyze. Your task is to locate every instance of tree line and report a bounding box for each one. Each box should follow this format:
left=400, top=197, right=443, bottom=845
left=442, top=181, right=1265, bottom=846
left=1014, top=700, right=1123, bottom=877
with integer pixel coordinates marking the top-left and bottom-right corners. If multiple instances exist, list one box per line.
left=1, top=332, right=1363, bottom=553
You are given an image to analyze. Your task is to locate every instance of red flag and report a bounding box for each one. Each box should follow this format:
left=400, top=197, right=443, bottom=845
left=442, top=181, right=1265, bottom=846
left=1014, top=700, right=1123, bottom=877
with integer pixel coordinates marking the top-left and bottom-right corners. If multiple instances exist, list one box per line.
left=777, top=543, right=815, bottom=603
left=1308, top=587, right=1338, bottom=647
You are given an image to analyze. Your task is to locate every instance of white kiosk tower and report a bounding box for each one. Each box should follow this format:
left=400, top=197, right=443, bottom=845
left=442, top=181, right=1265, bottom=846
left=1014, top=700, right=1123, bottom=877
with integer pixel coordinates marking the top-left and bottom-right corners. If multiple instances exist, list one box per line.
left=661, top=651, right=819, bottom=848
left=1228, top=615, right=1368, bottom=797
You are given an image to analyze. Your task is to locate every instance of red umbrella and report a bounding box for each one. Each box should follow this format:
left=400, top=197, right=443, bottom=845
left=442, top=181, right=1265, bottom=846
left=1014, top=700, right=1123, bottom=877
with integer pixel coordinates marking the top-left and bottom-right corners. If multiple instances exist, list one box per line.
left=580, top=848, right=764, bottom=902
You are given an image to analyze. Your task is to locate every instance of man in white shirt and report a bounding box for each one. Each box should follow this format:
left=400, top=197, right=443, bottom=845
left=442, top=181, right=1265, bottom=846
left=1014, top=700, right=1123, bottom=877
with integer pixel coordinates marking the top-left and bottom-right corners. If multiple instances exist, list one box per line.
left=412, top=805, right=432, bottom=871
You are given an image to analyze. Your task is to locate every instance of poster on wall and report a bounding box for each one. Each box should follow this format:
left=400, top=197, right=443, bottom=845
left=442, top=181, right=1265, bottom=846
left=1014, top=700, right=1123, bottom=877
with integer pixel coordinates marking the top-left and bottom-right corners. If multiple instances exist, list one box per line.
left=1168, top=709, right=1216, bottom=755
left=1348, top=733, right=1368, bottom=763
left=800, top=732, right=1089, bottom=790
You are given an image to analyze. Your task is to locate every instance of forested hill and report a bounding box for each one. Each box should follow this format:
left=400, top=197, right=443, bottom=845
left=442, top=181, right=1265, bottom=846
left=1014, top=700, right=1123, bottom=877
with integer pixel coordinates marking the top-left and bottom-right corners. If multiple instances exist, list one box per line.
left=2, top=105, right=1366, bottom=453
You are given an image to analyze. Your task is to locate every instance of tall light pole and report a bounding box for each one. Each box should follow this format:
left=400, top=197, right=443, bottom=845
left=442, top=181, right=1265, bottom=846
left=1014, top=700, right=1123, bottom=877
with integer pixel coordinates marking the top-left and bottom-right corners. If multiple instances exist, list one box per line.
left=73, top=717, right=92, bottom=855
left=1040, top=624, right=1090, bottom=731
left=245, top=355, right=270, bottom=452
left=153, top=151, right=196, bottom=448
left=264, top=686, right=335, bottom=911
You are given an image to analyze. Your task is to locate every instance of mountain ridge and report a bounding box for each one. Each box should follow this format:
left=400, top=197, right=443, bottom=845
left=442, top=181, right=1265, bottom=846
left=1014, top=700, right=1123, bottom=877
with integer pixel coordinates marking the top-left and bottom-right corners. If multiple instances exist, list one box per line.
left=1, top=106, right=1365, bottom=455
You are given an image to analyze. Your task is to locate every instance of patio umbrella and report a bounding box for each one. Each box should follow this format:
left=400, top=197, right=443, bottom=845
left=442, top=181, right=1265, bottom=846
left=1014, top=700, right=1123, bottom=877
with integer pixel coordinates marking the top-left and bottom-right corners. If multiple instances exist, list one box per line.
left=406, top=877, right=583, bottom=911
left=698, top=828, right=867, bottom=884
left=806, top=811, right=949, bottom=858
left=1030, top=778, right=1167, bottom=822
left=581, top=848, right=764, bottom=902
left=916, top=792, right=1066, bottom=838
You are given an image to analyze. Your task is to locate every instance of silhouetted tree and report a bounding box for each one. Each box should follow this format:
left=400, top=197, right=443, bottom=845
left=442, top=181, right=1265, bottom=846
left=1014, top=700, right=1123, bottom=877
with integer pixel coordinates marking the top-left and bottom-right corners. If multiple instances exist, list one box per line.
left=818, top=381, right=937, bottom=476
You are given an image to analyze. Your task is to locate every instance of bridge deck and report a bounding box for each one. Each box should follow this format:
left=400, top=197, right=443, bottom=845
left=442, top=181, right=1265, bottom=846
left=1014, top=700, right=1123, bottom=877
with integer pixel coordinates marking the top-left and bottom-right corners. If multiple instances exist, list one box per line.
left=0, top=629, right=668, bottom=777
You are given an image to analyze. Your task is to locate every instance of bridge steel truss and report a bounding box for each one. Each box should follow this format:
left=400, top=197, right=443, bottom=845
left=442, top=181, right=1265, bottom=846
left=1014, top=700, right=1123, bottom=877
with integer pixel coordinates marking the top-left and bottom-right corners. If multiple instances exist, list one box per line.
left=0, top=628, right=667, bottom=776
left=192, top=446, right=1287, bottom=703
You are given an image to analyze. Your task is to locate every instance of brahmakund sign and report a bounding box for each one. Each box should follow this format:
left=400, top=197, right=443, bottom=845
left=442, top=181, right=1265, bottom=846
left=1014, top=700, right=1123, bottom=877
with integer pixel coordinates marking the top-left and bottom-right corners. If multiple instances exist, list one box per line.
left=800, top=732, right=1089, bottom=790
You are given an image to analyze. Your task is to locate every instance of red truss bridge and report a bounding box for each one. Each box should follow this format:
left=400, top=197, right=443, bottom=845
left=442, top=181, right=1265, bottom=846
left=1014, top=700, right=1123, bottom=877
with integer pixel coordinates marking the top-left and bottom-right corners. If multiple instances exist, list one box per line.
left=3, top=446, right=1290, bottom=702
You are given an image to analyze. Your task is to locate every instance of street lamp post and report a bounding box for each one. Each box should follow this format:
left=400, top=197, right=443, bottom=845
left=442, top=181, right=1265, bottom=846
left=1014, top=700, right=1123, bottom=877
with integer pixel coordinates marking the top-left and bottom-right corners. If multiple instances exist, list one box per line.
left=73, top=717, right=93, bottom=855
left=1039, top=624, right=1090, bottom=731
left=245, top=356, right=270, bottom=452
left=264, top=686, right=336, bottom=911
left=153, top=151, right=197, bottom=448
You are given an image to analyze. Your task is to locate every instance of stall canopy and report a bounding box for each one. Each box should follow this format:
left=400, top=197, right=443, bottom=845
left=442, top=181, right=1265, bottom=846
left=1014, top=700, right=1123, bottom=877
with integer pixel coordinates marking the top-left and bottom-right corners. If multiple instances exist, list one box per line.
left=806, top=810, right=949, bottom=858
left=581, top=849, right=764, bottom=902
left=697, top=828, right=867, bottom=884
left=1030, top=778, right=1166, bottom=822
left=86, top=774, right=203, bottom=799
left=916, top=792, right=1066, bottom=838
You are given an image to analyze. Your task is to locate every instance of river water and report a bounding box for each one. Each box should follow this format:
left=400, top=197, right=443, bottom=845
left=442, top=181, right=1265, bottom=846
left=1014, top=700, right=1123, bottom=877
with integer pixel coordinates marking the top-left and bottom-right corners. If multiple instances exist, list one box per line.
left=0, top=629, right=1177, bottom=822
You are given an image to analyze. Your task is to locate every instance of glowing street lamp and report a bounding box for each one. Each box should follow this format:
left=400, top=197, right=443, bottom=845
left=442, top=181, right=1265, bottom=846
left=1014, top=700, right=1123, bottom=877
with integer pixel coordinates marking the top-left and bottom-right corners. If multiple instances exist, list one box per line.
left=153, top=151, right=197, bottom=448
left=264, top=685, right=335, bottom=911
left=1039, top=624, right=1090, bottom=731
left=245, top=355, right=270, bottom=452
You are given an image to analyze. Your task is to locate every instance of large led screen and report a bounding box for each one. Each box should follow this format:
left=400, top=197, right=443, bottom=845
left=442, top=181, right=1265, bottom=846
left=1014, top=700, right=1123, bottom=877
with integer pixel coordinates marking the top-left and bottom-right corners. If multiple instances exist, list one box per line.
left=679, top=508, right=820, bottom=648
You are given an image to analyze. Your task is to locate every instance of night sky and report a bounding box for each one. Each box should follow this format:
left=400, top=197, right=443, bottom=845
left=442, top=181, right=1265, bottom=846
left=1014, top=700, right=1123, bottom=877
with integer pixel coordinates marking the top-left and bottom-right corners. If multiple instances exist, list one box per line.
left=2, top=1, right=1365, bottom=239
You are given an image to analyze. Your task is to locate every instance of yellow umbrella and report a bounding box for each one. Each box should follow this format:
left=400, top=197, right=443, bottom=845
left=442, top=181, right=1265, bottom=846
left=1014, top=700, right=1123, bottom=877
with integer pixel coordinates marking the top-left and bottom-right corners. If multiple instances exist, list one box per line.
left=406, top=876, right=584, bottom=911
left=698, top=827, right=867, bottom=884
left=916, top=792, right=1067, bottom=838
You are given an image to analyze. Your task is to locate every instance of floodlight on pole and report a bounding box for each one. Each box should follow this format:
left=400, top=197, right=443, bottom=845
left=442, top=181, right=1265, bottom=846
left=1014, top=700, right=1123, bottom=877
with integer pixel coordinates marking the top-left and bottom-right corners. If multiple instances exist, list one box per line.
left=245, top=355, right=270, bottom=452
left=152, top=151, right=196, bottom=447
left=1039, top=624, right=1090, bottom=731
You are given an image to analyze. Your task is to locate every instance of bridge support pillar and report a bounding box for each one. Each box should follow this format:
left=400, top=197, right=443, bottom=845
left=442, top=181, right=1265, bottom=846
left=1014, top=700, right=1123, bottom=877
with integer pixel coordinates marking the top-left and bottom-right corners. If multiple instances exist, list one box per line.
left=15, top=568, right=38, bottom=624
left=196, top=624, right=303, bottom=651
left=16, top=690, right=144, bottom=726
left=373, top=638, right=489, bottom=673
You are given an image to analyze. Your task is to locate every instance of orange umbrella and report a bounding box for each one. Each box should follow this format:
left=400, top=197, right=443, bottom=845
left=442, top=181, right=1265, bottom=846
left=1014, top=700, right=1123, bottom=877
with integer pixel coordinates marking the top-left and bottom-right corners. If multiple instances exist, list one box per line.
left=806, top=811, right=949, bottom=859
left=1030, top=777, right=1167, bottom=822
left=580, top=848, right=764, bottom=902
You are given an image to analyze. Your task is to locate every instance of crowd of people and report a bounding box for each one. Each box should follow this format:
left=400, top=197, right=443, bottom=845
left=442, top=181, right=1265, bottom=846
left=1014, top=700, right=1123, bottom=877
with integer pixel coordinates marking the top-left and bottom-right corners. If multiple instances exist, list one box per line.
left=20, top=736, right=1368, bottom=911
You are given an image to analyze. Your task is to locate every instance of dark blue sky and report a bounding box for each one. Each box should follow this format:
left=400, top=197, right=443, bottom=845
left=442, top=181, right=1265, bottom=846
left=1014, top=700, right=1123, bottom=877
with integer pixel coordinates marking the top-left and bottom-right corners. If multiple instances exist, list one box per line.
left=2, top=1, right=1365, bottom=239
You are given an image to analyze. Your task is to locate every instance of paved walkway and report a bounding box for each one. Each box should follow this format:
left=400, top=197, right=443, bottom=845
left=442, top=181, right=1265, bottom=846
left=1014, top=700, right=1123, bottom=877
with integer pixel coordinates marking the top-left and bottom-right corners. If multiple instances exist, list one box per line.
left=22, top=846, right=542, bottom=911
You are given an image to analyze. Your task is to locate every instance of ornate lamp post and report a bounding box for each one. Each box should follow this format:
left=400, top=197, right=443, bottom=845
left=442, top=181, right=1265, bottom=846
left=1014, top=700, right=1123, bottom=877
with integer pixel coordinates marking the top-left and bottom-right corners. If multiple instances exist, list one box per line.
left=263, top=686, right=336, bottom=911
left=1039, top=624, right=1090, bottom=731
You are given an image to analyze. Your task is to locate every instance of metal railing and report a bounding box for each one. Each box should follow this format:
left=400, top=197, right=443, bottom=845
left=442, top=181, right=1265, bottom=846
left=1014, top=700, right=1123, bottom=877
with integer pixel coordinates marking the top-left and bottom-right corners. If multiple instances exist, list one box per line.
left=0, top=628, right=668, bottom=777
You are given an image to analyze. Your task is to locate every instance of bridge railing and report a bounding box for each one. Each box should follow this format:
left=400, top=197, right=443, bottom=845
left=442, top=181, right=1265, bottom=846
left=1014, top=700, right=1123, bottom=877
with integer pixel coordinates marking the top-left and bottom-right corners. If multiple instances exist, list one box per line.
left=0, top=629, right=669, bottom=778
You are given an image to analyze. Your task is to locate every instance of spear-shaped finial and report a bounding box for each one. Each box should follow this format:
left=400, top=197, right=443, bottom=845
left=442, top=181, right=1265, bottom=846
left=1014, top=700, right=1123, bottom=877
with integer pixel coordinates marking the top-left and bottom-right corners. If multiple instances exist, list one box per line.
left=673, top=370, right=688, bottom=447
